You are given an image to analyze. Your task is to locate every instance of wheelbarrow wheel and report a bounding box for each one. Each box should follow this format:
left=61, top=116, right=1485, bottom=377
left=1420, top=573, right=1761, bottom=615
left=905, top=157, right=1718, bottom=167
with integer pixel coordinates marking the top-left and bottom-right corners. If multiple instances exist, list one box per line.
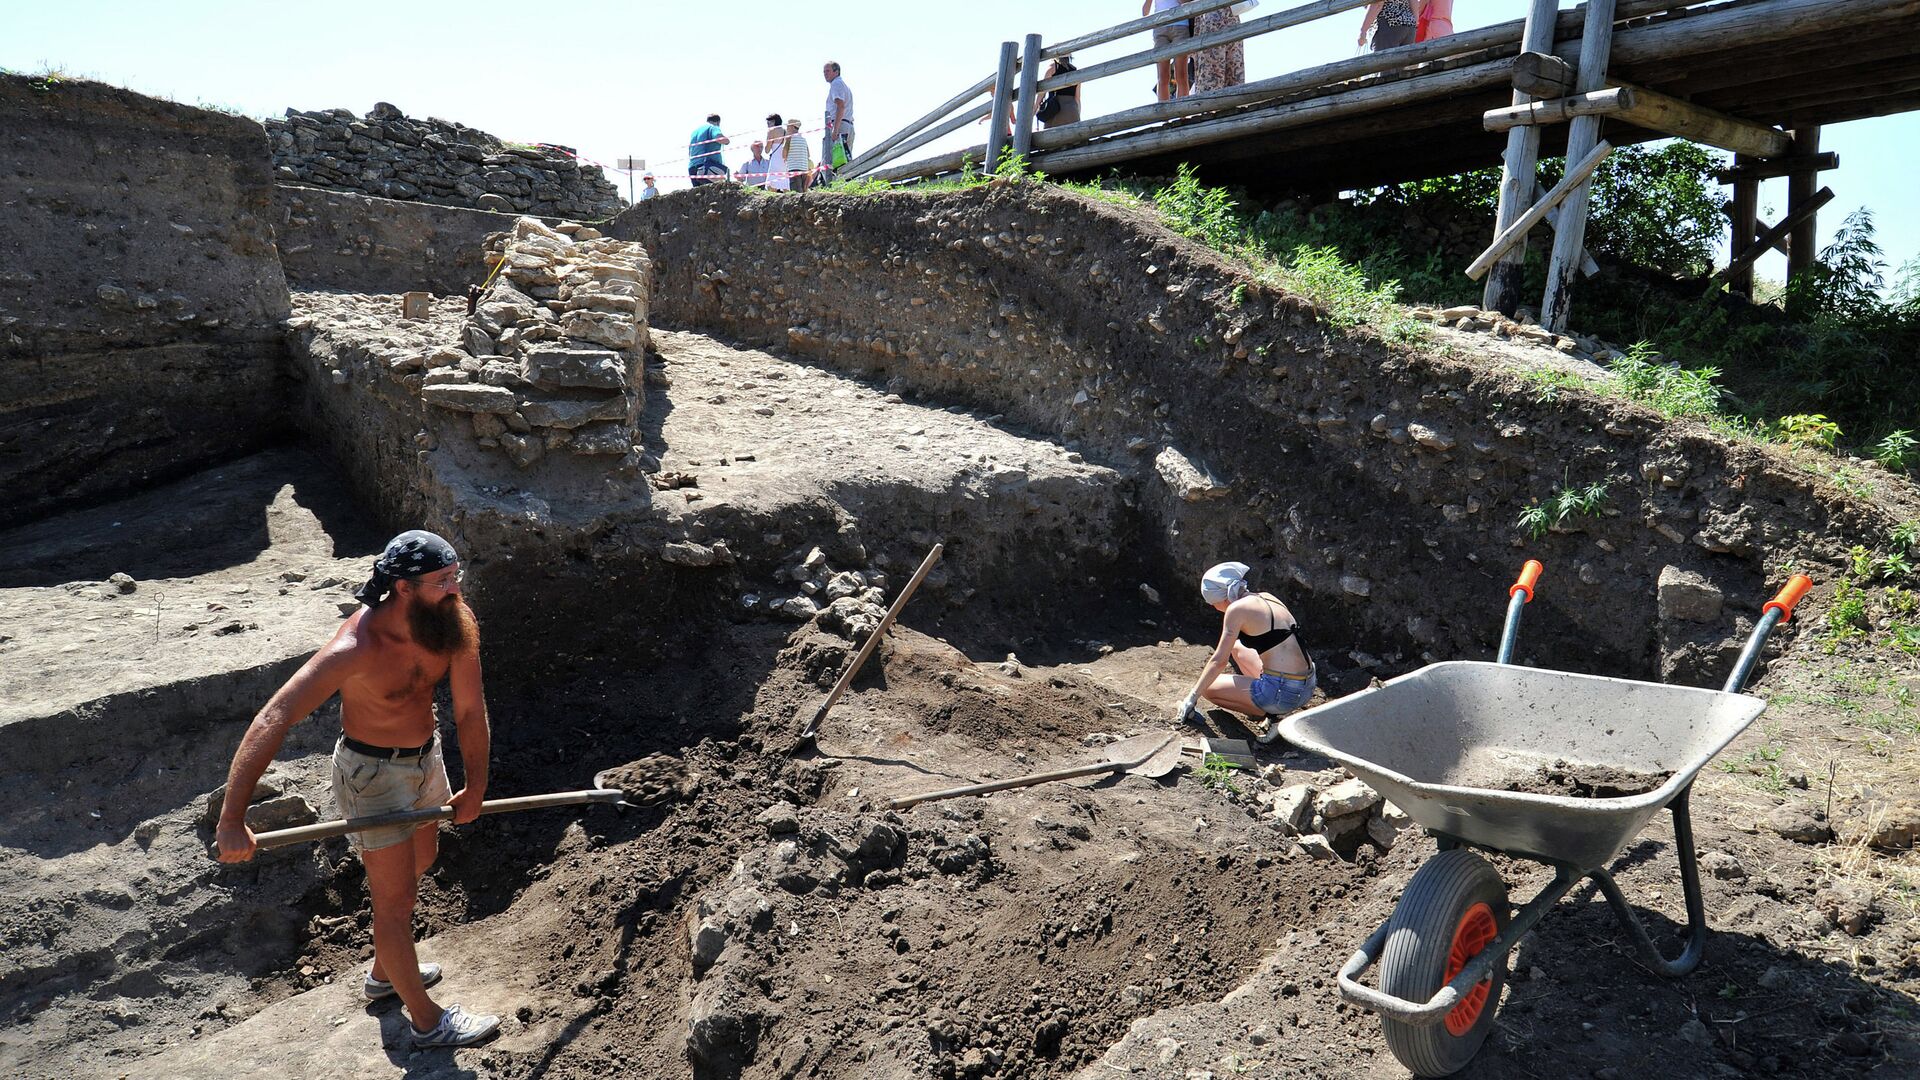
left=1378, top=849, right=1509, bottom=1077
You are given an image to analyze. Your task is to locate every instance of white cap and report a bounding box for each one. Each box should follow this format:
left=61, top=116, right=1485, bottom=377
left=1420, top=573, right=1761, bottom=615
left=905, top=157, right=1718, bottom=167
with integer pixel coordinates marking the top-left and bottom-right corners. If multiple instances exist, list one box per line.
left=1200, top=562, right=1251, bottom=605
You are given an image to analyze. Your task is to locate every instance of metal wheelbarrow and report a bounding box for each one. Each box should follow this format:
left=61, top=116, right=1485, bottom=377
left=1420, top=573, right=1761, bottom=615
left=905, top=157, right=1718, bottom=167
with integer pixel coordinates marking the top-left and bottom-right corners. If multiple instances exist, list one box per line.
left=1280, top=561, right=1813, bottom=1077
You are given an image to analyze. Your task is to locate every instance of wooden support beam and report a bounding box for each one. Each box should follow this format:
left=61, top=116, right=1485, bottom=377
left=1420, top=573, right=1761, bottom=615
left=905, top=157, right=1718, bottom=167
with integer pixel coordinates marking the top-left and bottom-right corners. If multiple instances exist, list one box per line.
left=1714, top=152, right=1838, bottom=184
left=1542, top=0, right=1618, bottom=333
left=1714, top=186, right=1834, bottom=286
left=1786, top=127, right=1823, bottom=285
left=1540, top=183, right=1603, bottom=279
left=1608, top=82, right=1790, bottom=157
left=1484, top=0, right=1563, bottom=316
left=1486, top=81, right=1788, bottom=158
left=1012, top=34, right=1042, bottom=161
left=1726, top=154, right=1760, bottom=297
left=1484, top=87, right=1630, bottom=131
left=1512, top=51, right=1577, bottom=98
left=985, top=42, right=1018, bottom=173
left=1469, top=141, right=1615, bottom=281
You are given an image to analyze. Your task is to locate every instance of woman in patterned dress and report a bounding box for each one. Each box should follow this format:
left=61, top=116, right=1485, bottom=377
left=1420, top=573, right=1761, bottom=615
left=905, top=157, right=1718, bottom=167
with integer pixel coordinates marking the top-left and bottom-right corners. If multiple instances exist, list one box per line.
left=1359, top=1, right=1421, bottom=51
left=1191, top=6, right=1245, bottom=94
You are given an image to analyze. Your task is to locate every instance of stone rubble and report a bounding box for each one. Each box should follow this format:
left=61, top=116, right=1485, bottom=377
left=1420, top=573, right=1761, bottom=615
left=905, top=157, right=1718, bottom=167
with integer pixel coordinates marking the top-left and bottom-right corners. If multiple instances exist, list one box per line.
left=456, top=218, right=653, bottom=467
left=266, top=103, right=622, bottom=219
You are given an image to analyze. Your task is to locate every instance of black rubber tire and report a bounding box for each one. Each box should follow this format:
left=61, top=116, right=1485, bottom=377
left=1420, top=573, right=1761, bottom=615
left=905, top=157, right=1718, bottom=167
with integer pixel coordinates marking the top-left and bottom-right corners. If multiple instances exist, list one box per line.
left=1377, top=849, right=1510, bottom=1077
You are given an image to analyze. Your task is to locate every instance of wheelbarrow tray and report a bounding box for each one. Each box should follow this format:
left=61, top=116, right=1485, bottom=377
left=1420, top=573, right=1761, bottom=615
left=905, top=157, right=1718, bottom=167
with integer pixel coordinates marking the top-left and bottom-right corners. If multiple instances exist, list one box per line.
left=1281, top=661, right=1766, bottom=868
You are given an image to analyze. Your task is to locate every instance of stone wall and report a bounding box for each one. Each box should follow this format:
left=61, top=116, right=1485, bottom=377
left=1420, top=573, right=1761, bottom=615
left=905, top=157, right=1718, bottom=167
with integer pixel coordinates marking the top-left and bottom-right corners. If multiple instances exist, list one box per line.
left=266, top=104, right=623, bottom=220
left=276, top=184, right=524, bottom=295
left=0, top=74, right=292, bottom=521
left=608, top=184, right=1897, bottom=683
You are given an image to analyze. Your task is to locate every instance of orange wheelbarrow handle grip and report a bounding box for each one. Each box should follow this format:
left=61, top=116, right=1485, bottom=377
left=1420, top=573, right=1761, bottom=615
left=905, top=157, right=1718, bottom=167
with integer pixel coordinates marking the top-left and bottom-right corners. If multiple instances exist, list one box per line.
left=1509, top=560, right=1544, bottom=602
left=1762, top=574, right=1813, bottom=623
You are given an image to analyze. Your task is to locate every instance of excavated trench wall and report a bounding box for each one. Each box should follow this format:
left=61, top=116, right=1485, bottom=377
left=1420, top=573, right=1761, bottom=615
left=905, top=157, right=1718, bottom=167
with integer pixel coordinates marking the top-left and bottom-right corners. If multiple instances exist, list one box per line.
left=611, top=184, right=1889, bottom=681
left=0, top=75, right=292, bottom=522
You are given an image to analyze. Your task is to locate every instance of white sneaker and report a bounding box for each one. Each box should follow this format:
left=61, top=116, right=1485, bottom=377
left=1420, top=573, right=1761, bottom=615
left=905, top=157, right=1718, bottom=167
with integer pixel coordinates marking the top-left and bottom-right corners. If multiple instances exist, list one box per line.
left=363, top=962, right=443, bottom=1000
left=1256, top=715, right=1286, bottom=745
left=411, top=1003, right=500, bottom=1048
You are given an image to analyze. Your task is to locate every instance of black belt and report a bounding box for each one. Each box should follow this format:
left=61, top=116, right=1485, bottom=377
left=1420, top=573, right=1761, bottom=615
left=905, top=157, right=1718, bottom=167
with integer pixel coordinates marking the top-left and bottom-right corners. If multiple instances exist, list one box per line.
left=341, top=733, right=436, bottom=760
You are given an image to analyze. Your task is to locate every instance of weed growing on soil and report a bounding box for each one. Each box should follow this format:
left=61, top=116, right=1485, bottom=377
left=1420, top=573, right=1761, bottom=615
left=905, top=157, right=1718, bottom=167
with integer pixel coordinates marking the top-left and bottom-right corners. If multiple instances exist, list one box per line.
left=1516, top=476, right=1610, bottom=539
left=1197, top=752, right=1242, bottom=793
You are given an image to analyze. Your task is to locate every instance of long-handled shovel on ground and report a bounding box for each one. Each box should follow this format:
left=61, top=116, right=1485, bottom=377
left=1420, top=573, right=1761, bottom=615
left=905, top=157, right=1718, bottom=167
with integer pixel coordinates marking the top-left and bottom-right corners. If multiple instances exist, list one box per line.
left=246, top=764, right=685, bottom=851
left=792, top=541, right=944, bottom=751
left=885, top=731, right=1184, bottom=810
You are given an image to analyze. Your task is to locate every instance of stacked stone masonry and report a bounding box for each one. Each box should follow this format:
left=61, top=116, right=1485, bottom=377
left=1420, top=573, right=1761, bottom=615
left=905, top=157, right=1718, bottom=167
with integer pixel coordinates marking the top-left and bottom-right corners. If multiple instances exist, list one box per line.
left=337, top=216, right=655, bottom=469
left=266, top=103, right=623, bottom=220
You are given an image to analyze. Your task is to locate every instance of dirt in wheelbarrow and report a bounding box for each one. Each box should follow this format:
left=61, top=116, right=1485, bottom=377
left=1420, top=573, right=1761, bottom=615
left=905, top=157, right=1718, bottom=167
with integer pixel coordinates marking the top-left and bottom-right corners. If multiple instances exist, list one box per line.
left=1493, top=759, right=1674, bottom=799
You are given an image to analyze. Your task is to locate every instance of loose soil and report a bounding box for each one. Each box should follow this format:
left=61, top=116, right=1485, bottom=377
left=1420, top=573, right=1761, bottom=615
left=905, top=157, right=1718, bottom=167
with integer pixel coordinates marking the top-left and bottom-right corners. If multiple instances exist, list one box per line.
left=1496, top=761, right=1675, bottom=799
left=4, top=333, right=1916, bottom=1080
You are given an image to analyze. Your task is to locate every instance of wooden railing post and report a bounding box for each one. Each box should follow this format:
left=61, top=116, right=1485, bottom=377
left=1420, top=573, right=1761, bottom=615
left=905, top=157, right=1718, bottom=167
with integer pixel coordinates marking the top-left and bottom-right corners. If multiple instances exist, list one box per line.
left=1542, top=0, right=1619, bottom=333
left=1484, top=0, right=1562, bottom=316
left=986, top=41, right=1019, bottom=173
left=1013, top=34, right=1043, bottom=161
left=1726, top=153, right=1760, bottom=297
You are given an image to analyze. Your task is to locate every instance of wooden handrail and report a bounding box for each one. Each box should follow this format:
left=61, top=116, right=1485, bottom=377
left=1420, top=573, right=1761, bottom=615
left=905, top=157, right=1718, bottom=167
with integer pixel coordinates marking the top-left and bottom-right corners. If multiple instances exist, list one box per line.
left=866, top=0, right=1704, bottom=186
left=1035, top=0, right=1375, bottom=96
left=839, top=73, right=994, bottom=179
left=1042, top=0, right=1242, bottom=60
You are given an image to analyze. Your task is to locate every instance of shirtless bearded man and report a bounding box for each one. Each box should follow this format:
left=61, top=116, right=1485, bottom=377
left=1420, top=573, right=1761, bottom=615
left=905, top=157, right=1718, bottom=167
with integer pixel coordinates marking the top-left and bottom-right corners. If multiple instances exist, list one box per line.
left=215, top=530, right=500, bottom=1048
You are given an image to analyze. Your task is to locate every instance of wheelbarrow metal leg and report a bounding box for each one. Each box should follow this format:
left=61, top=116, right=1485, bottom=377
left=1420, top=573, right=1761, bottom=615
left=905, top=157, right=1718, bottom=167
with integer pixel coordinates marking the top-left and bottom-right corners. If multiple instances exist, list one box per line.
left=1585, top=786, right=1710, bottom=977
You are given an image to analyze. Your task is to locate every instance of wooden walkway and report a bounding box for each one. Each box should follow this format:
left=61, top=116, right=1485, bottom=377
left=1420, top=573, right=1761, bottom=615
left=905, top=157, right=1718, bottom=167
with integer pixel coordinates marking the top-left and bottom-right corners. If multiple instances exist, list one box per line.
left=849, top=0, right=1920, bottom=328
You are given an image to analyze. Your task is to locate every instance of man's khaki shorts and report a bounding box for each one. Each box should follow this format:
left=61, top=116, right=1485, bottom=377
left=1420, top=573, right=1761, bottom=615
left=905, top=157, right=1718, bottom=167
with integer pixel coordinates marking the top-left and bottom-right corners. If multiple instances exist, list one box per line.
left=1153, top=21, right=1192, bottom=47
left=331, top=737, right=452, bottom=852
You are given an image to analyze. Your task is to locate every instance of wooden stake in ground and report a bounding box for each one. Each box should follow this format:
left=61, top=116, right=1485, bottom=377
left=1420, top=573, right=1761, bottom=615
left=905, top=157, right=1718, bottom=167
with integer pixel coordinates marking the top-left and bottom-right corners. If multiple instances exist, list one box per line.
left=794, top=541, right=945, bottom=747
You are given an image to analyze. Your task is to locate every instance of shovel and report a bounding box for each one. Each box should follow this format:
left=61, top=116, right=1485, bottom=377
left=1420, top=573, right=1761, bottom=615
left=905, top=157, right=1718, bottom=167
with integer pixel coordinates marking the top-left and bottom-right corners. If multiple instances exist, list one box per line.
left=793, top=541, right=944, bottom=749
left=247, top=765, right=680, bottom=851
left=886, top=731, right=1184, bottom=810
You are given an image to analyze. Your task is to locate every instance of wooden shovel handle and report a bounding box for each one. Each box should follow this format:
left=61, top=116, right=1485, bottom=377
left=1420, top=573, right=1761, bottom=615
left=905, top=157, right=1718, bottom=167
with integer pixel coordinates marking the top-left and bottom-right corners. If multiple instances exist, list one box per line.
left=250, top=788, right=623, bottom=850
left=887, top=733, right=1175, bottom=809
left=801, top=541, right=944, bottom=739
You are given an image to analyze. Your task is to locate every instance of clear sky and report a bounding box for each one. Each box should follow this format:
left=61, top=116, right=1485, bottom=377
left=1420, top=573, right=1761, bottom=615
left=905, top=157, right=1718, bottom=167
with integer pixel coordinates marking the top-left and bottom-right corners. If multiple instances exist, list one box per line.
left=6, top=0, right=1914, bottom=284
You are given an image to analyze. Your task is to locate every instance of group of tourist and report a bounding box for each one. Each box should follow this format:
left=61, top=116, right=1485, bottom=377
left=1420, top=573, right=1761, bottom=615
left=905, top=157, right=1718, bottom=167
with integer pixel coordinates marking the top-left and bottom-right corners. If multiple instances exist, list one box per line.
left=679, top=61, right=855, bottom=194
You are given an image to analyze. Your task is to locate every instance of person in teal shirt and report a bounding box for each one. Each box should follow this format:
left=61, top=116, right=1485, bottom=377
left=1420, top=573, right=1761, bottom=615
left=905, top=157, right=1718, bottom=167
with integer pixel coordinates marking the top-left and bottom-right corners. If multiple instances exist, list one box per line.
left=688, top=114, right=729, bottom=186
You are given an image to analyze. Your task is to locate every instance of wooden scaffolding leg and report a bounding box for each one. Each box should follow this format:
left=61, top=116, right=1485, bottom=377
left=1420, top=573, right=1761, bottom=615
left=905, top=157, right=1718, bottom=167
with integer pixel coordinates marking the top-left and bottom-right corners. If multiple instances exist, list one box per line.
left=1483, top=0, right=1562, bottom=316
left=1786, top=125, right=1823, bottom=288
left=985, top=41, right=1018, bottom=173
left=1542, top=0, right=1619, bottom=333
left=1727, top=154, right=1760, bottom=298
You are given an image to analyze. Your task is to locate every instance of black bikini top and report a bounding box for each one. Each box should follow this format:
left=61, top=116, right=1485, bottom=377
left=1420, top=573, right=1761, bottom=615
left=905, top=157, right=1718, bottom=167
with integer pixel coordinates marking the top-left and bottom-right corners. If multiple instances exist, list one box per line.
left=1237, top=597, right=1302, bottom=655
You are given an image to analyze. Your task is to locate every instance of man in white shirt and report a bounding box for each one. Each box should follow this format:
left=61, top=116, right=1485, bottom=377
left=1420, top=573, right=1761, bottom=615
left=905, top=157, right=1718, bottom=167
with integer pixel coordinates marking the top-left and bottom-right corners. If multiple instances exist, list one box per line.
left=822, top=61, right=854, bottom=175
left=783, top=119, right=812, bottom=192
left=736, top=142, right=771, bottom=187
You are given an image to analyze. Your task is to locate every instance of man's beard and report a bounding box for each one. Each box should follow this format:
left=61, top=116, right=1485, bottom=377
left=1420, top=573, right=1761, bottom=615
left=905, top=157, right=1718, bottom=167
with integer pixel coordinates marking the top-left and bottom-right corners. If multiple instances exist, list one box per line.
left=407, top=593, right=473, bottom=655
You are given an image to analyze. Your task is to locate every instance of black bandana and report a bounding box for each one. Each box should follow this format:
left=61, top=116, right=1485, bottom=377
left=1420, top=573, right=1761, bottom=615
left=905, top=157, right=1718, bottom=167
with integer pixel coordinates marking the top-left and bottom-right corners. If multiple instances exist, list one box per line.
left=355, top=530, right=459, bottom=607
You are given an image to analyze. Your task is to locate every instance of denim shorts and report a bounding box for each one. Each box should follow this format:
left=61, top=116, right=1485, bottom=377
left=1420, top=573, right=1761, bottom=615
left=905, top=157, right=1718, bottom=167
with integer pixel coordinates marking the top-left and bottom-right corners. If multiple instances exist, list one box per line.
left=1249, top=664, right=1317, bottom=716
left=331, top=737, right=451, bottom=852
